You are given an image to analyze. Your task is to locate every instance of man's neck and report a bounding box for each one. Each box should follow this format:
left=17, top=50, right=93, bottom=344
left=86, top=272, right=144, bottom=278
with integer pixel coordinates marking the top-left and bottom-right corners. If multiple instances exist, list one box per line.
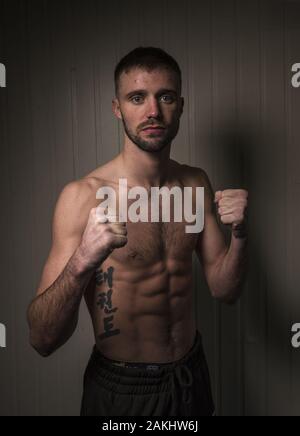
left=119, top=142, right=172, bottom=189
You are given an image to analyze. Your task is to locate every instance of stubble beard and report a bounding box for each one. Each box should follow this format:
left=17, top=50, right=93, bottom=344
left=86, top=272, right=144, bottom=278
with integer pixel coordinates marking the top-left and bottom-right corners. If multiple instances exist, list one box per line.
left=121, top=116, right=180, bottom=153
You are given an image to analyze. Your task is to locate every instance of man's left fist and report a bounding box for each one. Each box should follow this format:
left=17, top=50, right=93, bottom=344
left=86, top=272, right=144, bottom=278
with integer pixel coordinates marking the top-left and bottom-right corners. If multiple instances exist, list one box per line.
left=214, top=189, right=248, bottom=228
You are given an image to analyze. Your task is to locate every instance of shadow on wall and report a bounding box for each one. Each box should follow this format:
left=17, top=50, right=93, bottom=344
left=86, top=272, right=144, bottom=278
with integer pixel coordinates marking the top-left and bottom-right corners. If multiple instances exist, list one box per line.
left=209, top=118, right=293, bottom=416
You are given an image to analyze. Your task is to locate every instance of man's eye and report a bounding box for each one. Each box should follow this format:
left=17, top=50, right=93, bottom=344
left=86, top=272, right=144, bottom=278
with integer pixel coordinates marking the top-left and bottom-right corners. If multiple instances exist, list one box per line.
left=161, top=95, right=174, bottom=103
left=131, top=96, right=143, bottom=104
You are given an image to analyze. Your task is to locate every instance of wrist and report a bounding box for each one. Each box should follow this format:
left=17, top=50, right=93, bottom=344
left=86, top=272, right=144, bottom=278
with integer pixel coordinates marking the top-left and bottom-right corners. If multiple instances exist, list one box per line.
left=70, top=244, right=110, bottom=276
left=68, top=246, right=93, bottom=277
left=231, top=221, right=248, bottom=239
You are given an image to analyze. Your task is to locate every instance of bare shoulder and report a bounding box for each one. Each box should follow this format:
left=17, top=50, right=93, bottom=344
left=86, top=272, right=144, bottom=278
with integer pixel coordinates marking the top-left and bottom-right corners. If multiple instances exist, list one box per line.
left=66, top=157, right=120, bottom=196
left=58, top=176, right=98, bottom=210
left=57, top=156, right=121, bottom=218
left=170, top=160, right=211, bottom=187
left=53, top=171, right=110, bottom=239
left=170, top=161, right=214, bottom=213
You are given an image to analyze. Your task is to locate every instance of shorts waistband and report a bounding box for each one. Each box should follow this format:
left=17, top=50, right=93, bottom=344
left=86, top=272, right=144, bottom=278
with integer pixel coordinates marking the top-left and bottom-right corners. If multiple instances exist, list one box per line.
left=90, top=330, right=203, bottom=374
left=105, top=352, right=183, bottom=371
left=111, top=361, right=167, bottom=370
left=84, top=330, right=206, bottom=397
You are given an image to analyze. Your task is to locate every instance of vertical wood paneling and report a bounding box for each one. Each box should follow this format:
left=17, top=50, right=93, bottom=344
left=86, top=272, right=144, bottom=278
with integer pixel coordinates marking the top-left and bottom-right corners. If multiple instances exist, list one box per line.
left=0, top=0, right=18, bottom=417
left=211, top=0, right=241, bottom=416
left=1, top=0, right=37, bottom=416
left=47, top=0, right=77, bottom=192
left=94, top=0, right=122, bottom=163
left=285, top=0, right=300, bottom=417
left=261, top=0, right=289, bottom=416
left=27, top=0, right=61, bottom=416
left=163, top=0, right=190, bottom=165
left=68, top=0, right=98, bottom=178
left=139, top=0, right=165, bottom=47
left=237, top=0, right=267, bottom=417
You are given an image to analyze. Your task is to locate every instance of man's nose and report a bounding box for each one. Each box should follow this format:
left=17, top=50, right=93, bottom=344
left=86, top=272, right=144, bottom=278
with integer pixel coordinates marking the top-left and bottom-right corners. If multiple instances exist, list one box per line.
left=146, top=97, right=161, bottom=119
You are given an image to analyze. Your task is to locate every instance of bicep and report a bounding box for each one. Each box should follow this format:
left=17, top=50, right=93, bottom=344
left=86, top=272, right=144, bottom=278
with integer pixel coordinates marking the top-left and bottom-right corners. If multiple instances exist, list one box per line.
left=35, top=181, right=89, bottom=296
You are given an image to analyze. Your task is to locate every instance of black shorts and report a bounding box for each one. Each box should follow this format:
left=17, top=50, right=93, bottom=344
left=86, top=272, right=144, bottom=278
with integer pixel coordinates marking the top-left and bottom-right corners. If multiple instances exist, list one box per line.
left=80, top=330, right=215, bottom=416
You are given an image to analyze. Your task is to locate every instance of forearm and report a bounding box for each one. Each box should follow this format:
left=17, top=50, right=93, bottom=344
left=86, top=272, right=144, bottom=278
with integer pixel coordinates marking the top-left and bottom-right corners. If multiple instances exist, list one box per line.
left=27, top=248, right=95, bottom=356
left=211, top=229, right=248, bottom=303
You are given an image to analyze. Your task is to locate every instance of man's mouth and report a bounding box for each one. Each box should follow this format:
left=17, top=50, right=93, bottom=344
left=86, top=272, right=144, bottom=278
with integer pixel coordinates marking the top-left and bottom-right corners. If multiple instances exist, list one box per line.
left=141, top=126, right=165, bottom=134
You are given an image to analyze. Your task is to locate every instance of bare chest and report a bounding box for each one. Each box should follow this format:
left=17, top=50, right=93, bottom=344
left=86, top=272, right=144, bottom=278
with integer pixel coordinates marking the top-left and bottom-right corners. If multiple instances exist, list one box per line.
left=93, top=179, right=202, bottom=267
left=110, top=219, right=198, bottom=266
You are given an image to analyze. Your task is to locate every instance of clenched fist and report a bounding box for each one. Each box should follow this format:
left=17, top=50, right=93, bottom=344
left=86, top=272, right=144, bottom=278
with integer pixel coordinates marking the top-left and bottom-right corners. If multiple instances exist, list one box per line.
left=77, top=206, right=128, bottom=271
left=214, top=189, right=248, bottom=238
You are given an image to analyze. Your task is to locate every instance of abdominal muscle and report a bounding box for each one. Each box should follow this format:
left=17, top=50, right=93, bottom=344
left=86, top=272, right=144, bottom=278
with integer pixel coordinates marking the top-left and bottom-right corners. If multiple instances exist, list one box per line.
left=86, top=257, right=196, bottom=364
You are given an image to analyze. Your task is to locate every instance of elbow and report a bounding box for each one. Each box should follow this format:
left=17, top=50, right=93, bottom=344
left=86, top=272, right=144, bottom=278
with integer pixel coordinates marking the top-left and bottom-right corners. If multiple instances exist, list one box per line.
left=219, top=294, right=240, bottom=305
left=211, top=287, right=242, bottom=305
left=27, top=307, right=56, bottom=357
left=30, top=340, right=56, bottom=358
left=32, top=345, right=53, bottom=358
left=209, top=274, right=246, bottom=305
left=29, top=332, right=56, bottom=357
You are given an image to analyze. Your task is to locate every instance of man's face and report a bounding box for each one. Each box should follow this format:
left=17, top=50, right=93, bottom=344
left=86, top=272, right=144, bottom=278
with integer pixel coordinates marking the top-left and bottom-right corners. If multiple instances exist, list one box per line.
left=113, top=67, right=184, bottom=153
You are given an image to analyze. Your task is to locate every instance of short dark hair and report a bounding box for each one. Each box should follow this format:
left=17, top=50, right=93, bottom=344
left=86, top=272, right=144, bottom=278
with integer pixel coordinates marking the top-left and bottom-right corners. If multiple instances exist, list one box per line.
left=114, top=46, right=182, bottom=97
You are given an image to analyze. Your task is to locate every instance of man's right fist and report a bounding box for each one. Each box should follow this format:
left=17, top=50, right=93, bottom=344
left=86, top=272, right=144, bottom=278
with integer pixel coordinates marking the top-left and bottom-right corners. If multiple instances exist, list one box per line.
left=77, top=207, right=127, bottom=270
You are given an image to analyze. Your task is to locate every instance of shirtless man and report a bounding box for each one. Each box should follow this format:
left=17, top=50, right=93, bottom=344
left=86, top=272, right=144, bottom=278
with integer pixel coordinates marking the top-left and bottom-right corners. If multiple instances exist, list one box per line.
left=27, top=47, right=248, bottom=416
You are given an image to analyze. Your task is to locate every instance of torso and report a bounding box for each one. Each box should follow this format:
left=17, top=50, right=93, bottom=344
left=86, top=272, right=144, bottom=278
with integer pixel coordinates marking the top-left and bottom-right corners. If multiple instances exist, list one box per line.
left=81, top=157, right=203, bottom=363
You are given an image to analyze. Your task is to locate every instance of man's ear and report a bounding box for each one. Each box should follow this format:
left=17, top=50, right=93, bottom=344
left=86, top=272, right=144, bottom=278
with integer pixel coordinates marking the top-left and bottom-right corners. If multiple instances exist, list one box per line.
left=112, top=98, right=122, bottom=120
